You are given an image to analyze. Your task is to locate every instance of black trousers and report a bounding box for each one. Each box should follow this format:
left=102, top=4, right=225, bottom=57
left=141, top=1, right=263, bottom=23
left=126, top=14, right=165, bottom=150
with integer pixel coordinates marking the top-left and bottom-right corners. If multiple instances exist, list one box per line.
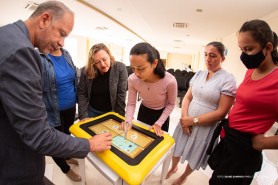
left=52, top=106, right=76, bottom=173
left=208, top=119, right=262, bottom=185
left=137, top=103, right=169, bottom=132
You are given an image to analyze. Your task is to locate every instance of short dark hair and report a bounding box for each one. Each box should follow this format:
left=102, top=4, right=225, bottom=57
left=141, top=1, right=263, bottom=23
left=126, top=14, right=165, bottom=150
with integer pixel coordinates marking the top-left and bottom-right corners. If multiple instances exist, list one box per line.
left=30, top=1, right=73, bottom=21
left=130, top=42, right=166, bottom=78
left=206, top=41, right=226, bottom=57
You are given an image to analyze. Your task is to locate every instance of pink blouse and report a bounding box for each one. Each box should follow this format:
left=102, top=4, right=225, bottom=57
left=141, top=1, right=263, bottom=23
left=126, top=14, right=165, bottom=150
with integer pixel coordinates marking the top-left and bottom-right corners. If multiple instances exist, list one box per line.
left=125, top=72, right=177, bottom=126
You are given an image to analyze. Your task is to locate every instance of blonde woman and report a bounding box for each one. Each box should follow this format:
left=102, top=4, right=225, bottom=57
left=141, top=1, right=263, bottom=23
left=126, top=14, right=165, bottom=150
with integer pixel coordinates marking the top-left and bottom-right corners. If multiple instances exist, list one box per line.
left=78, top=43, right=128, bottom=119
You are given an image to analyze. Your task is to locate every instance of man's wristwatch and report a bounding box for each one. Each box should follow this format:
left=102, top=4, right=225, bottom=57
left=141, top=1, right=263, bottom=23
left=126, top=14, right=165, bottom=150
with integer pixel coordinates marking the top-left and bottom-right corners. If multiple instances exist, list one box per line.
left=193, top=117, right=199, bottom=125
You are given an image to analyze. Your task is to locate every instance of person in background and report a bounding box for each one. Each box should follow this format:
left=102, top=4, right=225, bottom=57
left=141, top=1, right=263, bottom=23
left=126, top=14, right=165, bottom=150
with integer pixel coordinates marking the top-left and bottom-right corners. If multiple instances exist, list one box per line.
left=186, top=64, right=193, bottom=72
left=77, top=43, right=128, bottom=119
left=208, top=19, right=278, bottom=185
left=0, top=1, right=112, bottom=184
left=39, top=48, right=81, bottom=182
left=166, top=41, right=237, bottom=185
left=121, top=42, right=177, bottom=136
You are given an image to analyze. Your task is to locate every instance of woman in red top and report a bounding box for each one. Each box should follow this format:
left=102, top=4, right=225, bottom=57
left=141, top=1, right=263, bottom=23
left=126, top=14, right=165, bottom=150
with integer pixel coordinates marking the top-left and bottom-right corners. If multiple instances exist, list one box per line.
left=208, top=19, right=278, bottom=185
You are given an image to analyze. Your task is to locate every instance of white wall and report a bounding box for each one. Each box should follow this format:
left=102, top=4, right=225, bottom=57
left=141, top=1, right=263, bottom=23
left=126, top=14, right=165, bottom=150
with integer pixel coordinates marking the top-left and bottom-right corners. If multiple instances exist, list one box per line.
left=159, top=51, right=168, bottom=60
left=67, top=37, right=132, bottom=67
left=64, top=35, right=88, bottom=68
left=166, top=53, right=192, bottom=70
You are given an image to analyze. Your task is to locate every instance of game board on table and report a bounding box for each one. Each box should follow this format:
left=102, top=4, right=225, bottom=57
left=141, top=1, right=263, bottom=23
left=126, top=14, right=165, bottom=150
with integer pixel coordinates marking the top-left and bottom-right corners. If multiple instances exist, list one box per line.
left=70, top=112, right=175, bottom=184
left=87, top=118, right=155, bottom=161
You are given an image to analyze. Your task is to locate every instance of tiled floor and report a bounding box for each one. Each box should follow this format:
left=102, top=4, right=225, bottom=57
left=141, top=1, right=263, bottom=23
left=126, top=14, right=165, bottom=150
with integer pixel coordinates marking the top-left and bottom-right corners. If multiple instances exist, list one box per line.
left=45, top=99, right=278, bottom=185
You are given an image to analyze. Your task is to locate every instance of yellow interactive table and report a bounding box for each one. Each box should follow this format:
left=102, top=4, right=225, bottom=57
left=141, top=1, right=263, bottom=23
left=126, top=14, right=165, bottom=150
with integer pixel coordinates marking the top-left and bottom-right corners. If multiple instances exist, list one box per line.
left=70, top=112, right=175, bottom=185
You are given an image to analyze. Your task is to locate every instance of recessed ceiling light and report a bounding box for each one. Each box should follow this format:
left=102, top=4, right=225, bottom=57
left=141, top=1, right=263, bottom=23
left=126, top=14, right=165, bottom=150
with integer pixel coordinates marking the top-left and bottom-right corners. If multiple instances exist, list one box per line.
left=95, top=26, right=108, bottom=30
left=173, top=40, right=183, bottom=42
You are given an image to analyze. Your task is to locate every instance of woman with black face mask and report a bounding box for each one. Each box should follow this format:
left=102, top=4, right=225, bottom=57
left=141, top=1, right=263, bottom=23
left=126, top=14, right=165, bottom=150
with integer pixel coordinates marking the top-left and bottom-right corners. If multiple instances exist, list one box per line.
left=207, top=19, right=278, bottom=185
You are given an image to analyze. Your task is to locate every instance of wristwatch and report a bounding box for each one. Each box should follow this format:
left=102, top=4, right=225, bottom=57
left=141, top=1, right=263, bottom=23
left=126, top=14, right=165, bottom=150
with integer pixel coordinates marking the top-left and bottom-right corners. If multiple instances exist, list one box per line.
left=193, top=117, right=199, bottom=125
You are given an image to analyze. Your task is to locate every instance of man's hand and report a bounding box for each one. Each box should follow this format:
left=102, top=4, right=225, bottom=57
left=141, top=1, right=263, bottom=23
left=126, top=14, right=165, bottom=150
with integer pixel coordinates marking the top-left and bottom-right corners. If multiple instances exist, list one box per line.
left=88, top=132, right=112, bottom=152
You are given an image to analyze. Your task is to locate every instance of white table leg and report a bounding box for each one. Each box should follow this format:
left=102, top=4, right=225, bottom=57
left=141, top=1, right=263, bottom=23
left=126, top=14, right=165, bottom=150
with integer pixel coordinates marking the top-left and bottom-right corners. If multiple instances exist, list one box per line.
left=114, top=178, right=123, bottom=185
left=86, top=153, right=121, bottom=185
left=78, top=158, right=86, bottom=185
left=160, top=147, right=174, bottom=184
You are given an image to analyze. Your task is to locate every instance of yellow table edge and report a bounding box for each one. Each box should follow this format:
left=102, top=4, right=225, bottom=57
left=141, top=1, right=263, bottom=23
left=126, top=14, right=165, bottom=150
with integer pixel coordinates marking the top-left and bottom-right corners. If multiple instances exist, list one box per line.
left=70, top=112, right=175, bottom=185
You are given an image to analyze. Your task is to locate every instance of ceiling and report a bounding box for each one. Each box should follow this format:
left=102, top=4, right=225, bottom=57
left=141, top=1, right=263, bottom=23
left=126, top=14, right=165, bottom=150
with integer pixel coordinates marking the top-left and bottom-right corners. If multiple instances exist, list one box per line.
left=1, top=0, right=278, bottom=55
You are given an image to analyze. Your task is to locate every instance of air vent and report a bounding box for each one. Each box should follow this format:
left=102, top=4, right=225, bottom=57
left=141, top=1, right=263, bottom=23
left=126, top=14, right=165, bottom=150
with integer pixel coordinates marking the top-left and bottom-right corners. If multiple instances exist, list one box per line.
left=173, top=23, right=188, bottom=28
left=95, top=26, right=108, bottom=30
left=25, top=1, right=39, bottom=11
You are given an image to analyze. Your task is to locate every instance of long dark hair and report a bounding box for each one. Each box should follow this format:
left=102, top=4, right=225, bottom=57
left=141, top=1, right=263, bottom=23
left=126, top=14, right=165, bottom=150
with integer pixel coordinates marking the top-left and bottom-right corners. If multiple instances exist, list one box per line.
left=130, top=42, right=166, bottom=78
left=239, top=19, right=278, bottom=64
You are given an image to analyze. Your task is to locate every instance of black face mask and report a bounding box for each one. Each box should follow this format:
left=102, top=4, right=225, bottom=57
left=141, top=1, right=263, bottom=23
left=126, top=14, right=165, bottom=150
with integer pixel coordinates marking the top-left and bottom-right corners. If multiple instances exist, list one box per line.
left=240, top=50, right=266, bottom=69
